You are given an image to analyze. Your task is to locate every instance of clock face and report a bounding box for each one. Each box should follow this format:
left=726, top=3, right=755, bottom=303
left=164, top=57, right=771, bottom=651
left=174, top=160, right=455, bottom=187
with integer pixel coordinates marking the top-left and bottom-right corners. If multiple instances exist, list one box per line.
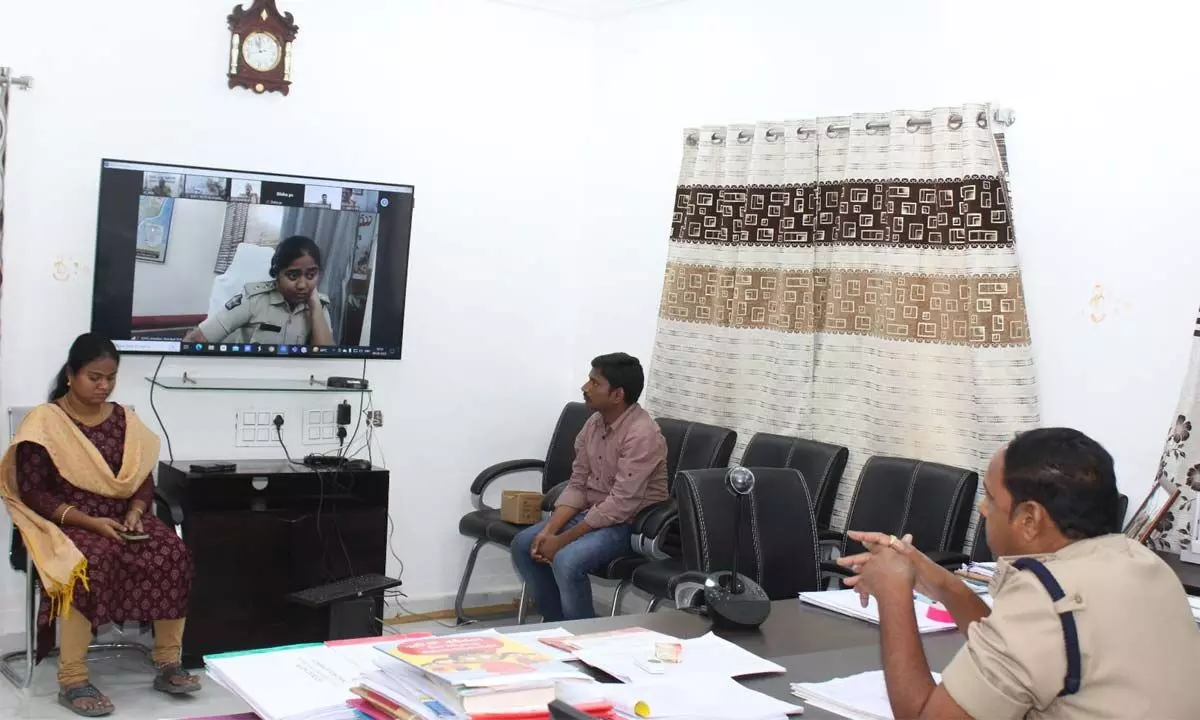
left=242, top=31, right=281, bottom=73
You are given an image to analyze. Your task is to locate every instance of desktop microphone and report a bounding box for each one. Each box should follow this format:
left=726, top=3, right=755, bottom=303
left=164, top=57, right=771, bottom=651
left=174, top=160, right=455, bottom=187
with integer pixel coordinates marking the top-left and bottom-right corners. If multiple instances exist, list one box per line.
left=675, top=466, right=772, bottom=630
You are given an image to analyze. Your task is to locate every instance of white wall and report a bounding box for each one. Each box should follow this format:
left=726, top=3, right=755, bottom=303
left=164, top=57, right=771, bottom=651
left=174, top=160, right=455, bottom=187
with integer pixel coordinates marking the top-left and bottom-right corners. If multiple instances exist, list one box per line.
left=131, top=199, right=226, bottom=317
left=2, top=0, right=1198, bottom=635
left=0, top=0, right=592, bottom=633
left=589, top=0, right=1200, bottom=505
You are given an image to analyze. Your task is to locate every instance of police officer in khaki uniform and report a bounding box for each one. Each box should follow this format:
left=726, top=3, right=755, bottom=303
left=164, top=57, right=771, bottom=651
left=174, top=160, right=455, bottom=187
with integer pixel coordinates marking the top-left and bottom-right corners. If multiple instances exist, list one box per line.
left=838, top=428, right=1200, bottom=720
left=184, top=236, right=334, bottom=347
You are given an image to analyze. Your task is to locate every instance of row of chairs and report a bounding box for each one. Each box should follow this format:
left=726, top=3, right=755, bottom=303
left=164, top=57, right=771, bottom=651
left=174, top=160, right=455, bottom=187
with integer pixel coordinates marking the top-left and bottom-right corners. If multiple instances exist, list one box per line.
left=455, top=402, right=993, bottom=620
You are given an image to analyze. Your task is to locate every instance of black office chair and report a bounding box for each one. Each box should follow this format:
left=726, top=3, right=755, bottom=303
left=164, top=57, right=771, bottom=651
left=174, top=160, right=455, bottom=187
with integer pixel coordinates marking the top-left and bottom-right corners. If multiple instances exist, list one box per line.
left=739, top=433, right=848, bottom=531
left=820, top=456, right=978, bottom=585
left=964, top=492, right=1130, bottom=564
left=586, top=417, right=736, bottom=616
left=632, top=467, right=822, bottom=609
left=454, top=402, right=593, bottom=624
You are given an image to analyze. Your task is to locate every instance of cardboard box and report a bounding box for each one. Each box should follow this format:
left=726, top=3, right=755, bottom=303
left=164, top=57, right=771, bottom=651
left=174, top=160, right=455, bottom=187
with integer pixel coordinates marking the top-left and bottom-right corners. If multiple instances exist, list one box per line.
left=500, top=490, right=543, bottom=525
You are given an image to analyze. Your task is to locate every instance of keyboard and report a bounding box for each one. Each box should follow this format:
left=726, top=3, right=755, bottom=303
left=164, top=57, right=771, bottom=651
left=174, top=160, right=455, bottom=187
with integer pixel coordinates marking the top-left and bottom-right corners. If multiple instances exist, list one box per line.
left=284, top=573, right=402, bottom=609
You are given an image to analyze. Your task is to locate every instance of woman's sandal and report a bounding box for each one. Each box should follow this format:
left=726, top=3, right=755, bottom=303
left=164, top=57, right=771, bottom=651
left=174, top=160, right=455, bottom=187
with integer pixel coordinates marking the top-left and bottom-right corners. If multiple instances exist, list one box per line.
left=152, top=664, right=202, bottom=695
left=57, top=683, right=115, bottom=717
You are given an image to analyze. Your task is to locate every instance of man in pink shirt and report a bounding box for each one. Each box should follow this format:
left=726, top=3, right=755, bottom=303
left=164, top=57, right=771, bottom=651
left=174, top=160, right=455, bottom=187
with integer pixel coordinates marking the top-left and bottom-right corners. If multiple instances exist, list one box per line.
left=512, top=353, right=669, bottom=620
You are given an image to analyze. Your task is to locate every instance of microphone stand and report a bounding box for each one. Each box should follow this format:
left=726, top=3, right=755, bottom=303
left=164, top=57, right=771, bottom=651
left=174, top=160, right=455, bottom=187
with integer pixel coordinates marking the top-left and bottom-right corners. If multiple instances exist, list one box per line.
left=726, top=491, right=746, bottom=595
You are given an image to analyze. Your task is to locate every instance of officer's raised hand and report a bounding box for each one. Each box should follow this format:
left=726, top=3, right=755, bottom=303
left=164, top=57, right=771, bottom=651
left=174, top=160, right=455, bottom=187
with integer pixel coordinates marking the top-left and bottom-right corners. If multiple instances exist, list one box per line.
left=838, top=531, right=920, bottom=607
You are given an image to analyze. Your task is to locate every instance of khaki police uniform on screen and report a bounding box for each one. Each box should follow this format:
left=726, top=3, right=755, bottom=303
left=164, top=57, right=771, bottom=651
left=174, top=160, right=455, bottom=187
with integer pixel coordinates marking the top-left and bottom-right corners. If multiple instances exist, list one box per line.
left=941, top=534, right=1200, bottom=719
left=198, top=281, right=332, bottom=345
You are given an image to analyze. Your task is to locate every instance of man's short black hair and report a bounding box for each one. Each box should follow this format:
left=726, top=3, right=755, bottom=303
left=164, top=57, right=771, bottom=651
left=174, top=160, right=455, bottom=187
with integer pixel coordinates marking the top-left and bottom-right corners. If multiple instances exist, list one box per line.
left=591, top=353, right=645, bottom=405
left=1003, top=427, right=1121, bottom=539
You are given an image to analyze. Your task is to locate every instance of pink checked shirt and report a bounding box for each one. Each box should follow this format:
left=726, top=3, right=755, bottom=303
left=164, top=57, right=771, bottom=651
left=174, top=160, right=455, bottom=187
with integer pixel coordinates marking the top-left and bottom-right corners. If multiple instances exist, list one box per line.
left=555, top=404, right=669, bottom=528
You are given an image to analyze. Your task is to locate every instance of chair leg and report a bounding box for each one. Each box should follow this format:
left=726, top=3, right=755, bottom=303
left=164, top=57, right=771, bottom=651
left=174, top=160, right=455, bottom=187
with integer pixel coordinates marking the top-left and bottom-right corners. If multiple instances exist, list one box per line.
left=646, top=596, right=662, bottom=613
left=515, top=583, right=529, bottom=626
left=454, top=538, right=487, bottom=625
left=0, top=559, right=38, bottom=689
left=610, top=580, right=627, bottom=617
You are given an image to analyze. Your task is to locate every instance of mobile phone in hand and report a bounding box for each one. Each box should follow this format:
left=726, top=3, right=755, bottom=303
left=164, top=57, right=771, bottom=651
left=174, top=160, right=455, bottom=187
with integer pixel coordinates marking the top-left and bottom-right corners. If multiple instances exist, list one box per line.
left=119, top=531, right=150, bottom=542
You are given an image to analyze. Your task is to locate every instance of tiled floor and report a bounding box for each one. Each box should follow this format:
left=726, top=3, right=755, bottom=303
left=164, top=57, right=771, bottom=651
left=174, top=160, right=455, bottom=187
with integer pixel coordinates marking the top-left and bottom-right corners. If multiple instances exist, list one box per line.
left=0, top=616, right=519, bottom=719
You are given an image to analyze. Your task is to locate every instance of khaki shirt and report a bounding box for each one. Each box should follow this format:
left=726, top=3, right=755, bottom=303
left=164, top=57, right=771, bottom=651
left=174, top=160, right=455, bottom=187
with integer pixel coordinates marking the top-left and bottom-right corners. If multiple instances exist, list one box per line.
left=942, top=534, right=1200, bottom=719
left=199, top=281, right=332, bottom=346
left=555, top=404, right=669, bottom=528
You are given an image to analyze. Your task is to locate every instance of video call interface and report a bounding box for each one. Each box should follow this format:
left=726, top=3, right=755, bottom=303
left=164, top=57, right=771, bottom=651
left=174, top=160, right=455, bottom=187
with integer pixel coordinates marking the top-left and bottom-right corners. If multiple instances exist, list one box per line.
left=91, top=160, right=414, bottom=359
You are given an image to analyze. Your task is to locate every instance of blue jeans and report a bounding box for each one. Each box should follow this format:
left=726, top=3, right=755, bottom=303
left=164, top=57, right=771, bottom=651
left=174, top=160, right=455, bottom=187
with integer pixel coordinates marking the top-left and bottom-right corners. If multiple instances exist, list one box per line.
left=511, top=515, right=632, bottom=622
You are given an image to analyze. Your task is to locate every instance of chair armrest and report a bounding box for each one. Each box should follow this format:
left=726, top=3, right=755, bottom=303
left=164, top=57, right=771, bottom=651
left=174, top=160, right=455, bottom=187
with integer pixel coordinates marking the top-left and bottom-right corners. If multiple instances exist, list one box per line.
left=153, top=489, right=183, bottom=528
left=820, top=560, right=851, bottom=577
left=818, top=529, right=844, bottom=544
left=633, top=499, right=677, bottom=538
left=926, top=550, right=969, bottom=569
left=470, top=459, right=545, bottom=496
left=541, top=481, right=567, bottom=511
left=631, top=500, right=678, bottom=559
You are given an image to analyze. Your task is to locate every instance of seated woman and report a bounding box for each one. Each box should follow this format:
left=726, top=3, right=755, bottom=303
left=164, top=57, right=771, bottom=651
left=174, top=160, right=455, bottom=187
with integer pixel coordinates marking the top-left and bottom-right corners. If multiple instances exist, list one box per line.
left=0, top=333, right=200, bottom=717
left=182, top=235, right=334, bottom=347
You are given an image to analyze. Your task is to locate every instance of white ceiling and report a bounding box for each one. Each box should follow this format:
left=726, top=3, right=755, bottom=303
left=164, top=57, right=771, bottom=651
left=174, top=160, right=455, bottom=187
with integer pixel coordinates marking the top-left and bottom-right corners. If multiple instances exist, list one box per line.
left=485, top=0, right=689, bottom=20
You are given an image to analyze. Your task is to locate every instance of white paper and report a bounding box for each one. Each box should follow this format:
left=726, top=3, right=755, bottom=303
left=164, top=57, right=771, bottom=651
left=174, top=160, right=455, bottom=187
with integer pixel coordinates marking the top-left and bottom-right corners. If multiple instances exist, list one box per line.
left=606, top=676, right=801, bottom=719
left=206, top=645, right=362, bottom=720
left=791, top=670, right=941, bottom=720
left=575, top=632, right=784, bottom=684
left=798, top=590, right=991, bottom=634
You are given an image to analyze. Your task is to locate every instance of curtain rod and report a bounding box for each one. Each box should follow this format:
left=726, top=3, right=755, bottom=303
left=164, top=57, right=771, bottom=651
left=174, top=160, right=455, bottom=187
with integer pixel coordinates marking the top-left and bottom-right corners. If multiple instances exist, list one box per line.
left=692, top=107, right=1016, bottom=145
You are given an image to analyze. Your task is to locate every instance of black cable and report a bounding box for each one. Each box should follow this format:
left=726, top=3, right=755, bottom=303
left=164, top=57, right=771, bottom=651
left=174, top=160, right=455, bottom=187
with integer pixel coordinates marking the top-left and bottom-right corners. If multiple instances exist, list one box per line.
left=342, top=358, right=368, bottom=461
left=149, top=355, right=174, bottom=463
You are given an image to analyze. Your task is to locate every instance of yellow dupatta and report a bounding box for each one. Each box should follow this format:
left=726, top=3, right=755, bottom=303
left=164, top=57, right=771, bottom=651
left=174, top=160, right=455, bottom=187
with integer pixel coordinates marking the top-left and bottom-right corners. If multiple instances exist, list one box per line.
left=0, top=404, right=160, bottom=617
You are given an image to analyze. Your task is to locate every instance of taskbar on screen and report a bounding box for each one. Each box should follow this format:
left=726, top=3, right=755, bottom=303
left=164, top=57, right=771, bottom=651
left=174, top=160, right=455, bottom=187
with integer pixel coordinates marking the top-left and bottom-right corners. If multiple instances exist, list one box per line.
left=115, top=339, right=394, bottom=358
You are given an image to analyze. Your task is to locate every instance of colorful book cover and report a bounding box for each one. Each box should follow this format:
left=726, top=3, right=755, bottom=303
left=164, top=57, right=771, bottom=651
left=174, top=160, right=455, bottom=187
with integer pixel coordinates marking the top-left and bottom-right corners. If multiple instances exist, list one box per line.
left=382, top=631, right=584, bottom=686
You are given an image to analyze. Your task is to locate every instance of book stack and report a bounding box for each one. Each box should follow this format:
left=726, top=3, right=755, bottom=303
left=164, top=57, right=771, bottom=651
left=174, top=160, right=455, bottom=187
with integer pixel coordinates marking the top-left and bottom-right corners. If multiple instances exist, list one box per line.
left=355, top=630, right=605, bottom=719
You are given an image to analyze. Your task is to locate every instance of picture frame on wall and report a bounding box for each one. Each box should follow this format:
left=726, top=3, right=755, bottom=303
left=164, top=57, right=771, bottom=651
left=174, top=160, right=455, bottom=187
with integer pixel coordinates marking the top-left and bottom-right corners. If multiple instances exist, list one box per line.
left=1180, top=498, right=1200, bottom=565
left=1124, top=475, right=1181, bottom=545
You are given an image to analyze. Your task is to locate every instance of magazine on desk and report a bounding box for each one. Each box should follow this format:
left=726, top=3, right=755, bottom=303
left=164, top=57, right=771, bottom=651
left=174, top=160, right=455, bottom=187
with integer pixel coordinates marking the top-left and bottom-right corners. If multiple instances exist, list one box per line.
left=381, top=630, right=590, bottom=688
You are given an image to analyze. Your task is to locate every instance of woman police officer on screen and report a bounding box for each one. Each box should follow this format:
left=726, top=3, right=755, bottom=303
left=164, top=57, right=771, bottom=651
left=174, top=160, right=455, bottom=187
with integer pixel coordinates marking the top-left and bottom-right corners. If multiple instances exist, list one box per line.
left=183, top=235, right=335, bottom=347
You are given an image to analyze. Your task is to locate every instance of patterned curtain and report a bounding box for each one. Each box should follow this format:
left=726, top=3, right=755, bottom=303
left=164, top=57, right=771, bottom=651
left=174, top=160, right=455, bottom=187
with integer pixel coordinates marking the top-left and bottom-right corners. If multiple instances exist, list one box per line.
left=1148, top=305, right=1200, bottom=554
left=646, top=104, right=1040, bottom=531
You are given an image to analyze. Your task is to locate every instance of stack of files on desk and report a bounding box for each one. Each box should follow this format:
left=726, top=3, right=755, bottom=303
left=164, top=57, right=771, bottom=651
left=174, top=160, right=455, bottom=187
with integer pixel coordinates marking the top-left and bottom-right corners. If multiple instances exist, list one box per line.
left=362, top=629, right=596, bottom=718
left=1187, top=595, right=1200, bottom=625
left=955, top=561, right=997, bottom=584
left=791, top=670, right=941, bottom=720
left=798, top=589, right=988, bottom=634
left=205, top=643, right=364, bottom=720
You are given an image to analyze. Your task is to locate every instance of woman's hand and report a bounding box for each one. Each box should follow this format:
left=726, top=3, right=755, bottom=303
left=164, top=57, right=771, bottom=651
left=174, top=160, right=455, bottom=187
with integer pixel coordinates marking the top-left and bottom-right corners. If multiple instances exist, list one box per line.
left=123, top=507, right=144, bottom=533
left=85, top=517, right=127, bottom=543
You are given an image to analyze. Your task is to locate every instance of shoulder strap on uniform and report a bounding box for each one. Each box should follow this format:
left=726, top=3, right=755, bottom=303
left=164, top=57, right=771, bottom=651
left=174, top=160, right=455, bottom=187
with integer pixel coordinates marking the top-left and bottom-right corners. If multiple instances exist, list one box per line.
left=1011, top=557, right=1081, bottom=696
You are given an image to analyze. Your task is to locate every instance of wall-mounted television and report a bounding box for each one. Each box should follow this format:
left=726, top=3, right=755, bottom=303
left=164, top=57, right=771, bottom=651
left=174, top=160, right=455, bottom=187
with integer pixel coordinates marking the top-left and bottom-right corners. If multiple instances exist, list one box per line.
left=90, top=159, right=414, bottom=359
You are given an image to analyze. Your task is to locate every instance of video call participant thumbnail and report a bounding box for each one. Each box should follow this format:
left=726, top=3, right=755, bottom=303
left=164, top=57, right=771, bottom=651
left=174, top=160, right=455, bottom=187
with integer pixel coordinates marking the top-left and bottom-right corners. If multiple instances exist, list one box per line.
left=182, top=235, right=333, bottom=346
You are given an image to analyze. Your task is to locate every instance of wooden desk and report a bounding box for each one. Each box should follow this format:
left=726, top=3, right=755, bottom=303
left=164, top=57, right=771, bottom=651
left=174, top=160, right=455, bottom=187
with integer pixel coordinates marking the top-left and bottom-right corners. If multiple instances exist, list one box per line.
left=1157, top=550, right=1200, bottom=595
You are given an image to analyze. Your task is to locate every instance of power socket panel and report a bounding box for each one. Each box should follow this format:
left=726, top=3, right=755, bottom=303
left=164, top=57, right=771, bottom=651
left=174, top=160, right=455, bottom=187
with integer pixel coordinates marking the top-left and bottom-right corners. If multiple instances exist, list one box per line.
left=235, top=410, right=289, bottom=448
left=302, top=408, right=340, bottom=447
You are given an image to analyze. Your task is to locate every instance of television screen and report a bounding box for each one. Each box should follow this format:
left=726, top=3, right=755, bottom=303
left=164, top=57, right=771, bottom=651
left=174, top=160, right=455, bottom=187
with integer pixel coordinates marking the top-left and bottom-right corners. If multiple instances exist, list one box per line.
left=91, top=159, right=414, bottom=359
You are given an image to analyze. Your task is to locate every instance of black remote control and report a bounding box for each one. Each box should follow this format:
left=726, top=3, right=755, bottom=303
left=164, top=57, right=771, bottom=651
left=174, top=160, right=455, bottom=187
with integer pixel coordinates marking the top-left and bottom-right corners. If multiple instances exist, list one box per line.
left=189, top=462, right=237, bottom=474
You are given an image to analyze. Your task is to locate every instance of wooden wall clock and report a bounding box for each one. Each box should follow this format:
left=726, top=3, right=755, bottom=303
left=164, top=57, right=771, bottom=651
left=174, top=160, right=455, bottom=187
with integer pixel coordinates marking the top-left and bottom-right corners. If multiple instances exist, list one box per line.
left=227, top=0, right=298, bottom=96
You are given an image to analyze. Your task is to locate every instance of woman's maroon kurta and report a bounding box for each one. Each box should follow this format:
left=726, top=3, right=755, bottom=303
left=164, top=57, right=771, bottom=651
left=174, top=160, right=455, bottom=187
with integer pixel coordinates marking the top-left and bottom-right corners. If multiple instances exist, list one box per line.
left=16, top=405, right=192, bottom=631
